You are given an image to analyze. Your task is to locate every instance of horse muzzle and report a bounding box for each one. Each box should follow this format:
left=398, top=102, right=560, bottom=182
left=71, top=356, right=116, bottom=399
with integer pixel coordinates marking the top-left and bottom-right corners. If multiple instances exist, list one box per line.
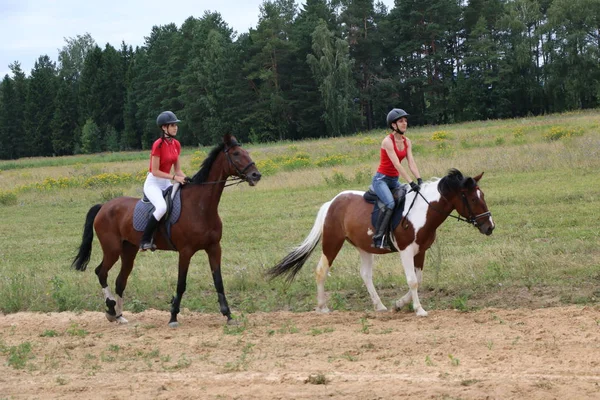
left=477, top=221, right=494, bottom=236
left=246, top=171, right=262, bottom=186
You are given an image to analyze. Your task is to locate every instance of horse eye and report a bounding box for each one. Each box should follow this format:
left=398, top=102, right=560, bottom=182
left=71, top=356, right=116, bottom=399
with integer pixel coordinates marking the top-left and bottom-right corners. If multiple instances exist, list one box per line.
left=233, top=151, right=240, bottom=156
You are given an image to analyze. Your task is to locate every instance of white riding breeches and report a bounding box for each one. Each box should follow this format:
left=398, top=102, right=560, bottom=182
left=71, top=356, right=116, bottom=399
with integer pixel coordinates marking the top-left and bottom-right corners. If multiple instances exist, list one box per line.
left=143, top=173, right=172, bottom=220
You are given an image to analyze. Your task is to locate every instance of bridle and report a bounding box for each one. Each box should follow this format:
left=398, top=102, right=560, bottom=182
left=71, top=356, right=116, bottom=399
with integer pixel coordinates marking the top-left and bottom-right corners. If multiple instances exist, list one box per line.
left=454, top=188, right=492, bottom=226
left=185, top=143, right=256, bottom=187
left=407, top=186, right=492, bottom=227
left=224, top=143, right=255, bottom=181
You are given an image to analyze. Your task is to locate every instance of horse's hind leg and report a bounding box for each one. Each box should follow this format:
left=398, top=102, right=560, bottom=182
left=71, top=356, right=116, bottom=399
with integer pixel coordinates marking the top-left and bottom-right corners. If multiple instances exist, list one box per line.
left=95, top=238, right=122, bottom=323
left=315, top=254, right=332, bottom=313
left=358, top=250, right=387, bottom=311
left=316, top=232, right=345, bottom=313
left=169, top=250, right=193, bottom=327
left=110, top=241, right=138, bottom=324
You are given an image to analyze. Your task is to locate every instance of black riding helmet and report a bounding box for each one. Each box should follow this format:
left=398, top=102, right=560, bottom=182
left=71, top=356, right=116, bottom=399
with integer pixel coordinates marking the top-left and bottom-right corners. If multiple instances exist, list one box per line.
left=156, top=111, right=181, bottom=127
left=386, top=108, right=409, bottom=128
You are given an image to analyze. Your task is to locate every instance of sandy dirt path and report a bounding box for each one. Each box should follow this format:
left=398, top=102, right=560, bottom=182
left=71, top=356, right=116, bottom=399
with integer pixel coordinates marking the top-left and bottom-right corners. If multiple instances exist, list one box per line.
left=1, top=306, right=599, bottom=399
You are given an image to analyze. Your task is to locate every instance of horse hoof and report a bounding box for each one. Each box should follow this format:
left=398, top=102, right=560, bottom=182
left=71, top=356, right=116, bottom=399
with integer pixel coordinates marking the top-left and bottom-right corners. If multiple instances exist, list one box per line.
left=226, top=318, right=239, bottom=326
left=105, top=312, right=117, bottom=322
left=375, top=305, right=388, bottom=312
left=168, top=321, right=179, bottom=328
left=315, top=306, right=330, bottom=314
left=416, top=308, right=429, bottom=317
left=394, top=300, right=406, bottom=311
left=116, top=316, right=129, bottom=324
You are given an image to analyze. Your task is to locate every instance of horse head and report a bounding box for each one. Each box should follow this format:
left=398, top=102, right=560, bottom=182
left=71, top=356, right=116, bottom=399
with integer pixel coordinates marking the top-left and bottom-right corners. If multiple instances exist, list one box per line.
left=439, top=169, right=495, bottom=236
left=223, top=134, right=262, bottom=186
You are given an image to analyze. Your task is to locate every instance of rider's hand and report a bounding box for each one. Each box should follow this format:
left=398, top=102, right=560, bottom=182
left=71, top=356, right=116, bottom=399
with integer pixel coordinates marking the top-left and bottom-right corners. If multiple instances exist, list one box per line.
left=410, top=181, right=420, bottom=192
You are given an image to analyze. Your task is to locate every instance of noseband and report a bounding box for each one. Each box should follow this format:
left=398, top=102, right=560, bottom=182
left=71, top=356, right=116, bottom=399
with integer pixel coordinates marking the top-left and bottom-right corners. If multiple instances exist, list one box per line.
left=224, top=144, right=255, bottom=182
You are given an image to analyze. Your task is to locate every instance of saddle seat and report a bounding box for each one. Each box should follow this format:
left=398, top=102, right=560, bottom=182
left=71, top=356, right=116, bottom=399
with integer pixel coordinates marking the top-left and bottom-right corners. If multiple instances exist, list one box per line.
left=362, top=185, right=408, bottom=252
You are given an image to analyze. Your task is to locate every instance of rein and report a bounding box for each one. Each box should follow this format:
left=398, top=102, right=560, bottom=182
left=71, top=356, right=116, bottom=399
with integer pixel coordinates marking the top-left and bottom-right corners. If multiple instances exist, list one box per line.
left=405, top=187, right=491, bottom=227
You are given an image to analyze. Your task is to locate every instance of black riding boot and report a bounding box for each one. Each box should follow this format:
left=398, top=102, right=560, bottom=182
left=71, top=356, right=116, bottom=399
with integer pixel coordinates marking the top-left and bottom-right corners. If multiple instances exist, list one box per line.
left=140, top=216, right=159, bottom=251
left=371, top=207, right=393, bottom=250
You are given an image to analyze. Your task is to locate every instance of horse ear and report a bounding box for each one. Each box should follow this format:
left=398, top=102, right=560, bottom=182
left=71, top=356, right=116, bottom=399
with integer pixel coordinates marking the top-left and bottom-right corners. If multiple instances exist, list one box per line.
left=223, top=134, right=239, bottom=147
left=473, top=172, right=484, bottom=182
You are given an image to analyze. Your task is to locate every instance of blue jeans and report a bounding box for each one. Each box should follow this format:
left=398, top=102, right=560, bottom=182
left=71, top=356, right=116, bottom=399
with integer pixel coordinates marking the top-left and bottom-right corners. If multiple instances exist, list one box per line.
left=371, top=172, right=400, bottom=209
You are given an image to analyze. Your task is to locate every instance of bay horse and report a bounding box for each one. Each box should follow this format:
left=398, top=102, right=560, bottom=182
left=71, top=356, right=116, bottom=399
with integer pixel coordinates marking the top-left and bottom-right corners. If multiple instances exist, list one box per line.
left=267, top=169, right=494, bottom=317
left=72, top=134, right=261, bottom=326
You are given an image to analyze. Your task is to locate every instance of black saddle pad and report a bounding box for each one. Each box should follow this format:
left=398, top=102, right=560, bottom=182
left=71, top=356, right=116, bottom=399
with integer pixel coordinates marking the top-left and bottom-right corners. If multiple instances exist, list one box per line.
left=133, top=186, right=182, bottom=239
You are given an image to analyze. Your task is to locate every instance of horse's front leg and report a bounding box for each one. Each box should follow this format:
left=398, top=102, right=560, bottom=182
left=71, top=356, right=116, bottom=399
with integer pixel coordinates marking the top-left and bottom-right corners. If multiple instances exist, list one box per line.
left=169, top=251, right=192, bottom=328
left=398, top=246, right=427, bottom=317
left=394, top=251, right=425, bottom=312
left=206, top=243, right=233, bottom=323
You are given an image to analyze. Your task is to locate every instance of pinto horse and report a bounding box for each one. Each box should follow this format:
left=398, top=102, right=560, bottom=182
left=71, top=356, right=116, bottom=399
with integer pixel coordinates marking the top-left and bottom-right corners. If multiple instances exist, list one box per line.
left=72, top=134, right=261, bottom=326
left=267, top=169, right=494, bottom=316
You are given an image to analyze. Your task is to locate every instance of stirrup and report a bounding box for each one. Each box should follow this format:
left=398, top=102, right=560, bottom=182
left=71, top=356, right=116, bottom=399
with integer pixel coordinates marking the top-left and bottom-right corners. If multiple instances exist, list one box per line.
left=371, top=238, right=390, bottom=251
left=139, top=241, right=156, bottom=252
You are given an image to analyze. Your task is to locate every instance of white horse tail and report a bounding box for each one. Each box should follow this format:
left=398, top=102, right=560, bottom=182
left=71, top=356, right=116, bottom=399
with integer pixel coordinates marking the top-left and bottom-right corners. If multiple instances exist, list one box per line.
left=266, top=200, right=332, bottom=282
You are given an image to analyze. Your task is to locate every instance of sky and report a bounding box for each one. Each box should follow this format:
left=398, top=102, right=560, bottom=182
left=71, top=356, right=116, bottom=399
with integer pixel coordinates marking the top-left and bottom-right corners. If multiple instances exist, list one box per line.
left=0, top=0, right=395, bottom=78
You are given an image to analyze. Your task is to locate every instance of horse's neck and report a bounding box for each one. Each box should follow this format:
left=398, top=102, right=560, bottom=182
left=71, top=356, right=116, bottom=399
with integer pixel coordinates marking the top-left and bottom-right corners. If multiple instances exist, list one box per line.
left=408, top=182, right=455, bottom=229
left=427, top=183, right=455, bottom=225
left=186, top=160, right=229, bottom=212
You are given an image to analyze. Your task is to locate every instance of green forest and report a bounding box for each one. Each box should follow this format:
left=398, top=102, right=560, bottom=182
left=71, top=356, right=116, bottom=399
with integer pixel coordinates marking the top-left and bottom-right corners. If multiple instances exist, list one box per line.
left=1, top=0, right=598, bottom=159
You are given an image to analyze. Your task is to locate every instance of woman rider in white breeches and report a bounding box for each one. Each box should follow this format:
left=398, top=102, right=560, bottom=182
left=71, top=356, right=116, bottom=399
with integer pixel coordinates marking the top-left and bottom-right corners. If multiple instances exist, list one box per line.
left=139, top=111, right=187, bottom=251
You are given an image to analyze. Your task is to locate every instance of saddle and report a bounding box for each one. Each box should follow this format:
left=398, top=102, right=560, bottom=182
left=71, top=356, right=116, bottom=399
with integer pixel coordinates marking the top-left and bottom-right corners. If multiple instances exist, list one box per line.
left=363, top=185, right=407, bottom=251
left=133, top=183, right=183, bottom=248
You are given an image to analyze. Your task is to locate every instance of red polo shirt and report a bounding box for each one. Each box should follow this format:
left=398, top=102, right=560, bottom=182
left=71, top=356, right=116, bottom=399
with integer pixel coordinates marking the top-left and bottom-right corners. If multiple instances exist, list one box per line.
left=149, top=138, right=181, bottom=174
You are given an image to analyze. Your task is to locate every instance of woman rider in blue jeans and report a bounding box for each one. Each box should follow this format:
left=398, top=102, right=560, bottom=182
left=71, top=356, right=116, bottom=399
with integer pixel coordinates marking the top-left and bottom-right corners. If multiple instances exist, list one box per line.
left=371, top=108, right=423, bottom=250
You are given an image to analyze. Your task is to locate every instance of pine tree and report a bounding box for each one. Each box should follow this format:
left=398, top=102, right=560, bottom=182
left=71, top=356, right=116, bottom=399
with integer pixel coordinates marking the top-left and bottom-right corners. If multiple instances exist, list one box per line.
left=178, top=13, right=239, bottom=145
left=51, top=78, right=78, bottom=155
left=134, top=24, right=182, bottom=149
left=288, top=0, right=335, bottom=139
left=80, top=118, right=101, bottom=154
left=0, top=75, right=18, bottom=159
left=79, top=46, right=103, bottom=127
left=9, top=63, right=28, bottom=158
left=122, top=48, right=146, bottom=150
left=98, top=44, right=126, bottom=133
left=338, top=0, right=387, bottom=130
left=24, top=56, right=58, bottom=156
left=243, top=0, right=297, bottom=142
left=105, top=125, right=119, bottom=151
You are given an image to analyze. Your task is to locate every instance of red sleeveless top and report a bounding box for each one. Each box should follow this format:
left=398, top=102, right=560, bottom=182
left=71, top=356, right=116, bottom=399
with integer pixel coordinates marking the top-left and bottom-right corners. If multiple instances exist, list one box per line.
left=377, top=134, right=408, bottom=177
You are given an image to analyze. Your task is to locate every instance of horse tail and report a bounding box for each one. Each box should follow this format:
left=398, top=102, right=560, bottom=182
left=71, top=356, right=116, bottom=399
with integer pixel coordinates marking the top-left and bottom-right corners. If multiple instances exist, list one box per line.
left=72, top=204, right=102, bottom=272
left=266, top=200, right=332, bottom=282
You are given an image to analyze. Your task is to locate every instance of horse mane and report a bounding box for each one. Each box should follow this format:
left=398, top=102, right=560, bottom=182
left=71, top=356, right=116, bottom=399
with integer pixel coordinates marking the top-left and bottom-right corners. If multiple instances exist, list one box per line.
left=189, top=142, right=227, bottom=184
left=438, top=168, right=477, bottom=197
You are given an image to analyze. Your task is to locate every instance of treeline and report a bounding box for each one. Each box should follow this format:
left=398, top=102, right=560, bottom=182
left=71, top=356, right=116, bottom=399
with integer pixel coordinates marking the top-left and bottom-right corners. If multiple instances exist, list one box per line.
left=1, top=0, right=599, bottom=159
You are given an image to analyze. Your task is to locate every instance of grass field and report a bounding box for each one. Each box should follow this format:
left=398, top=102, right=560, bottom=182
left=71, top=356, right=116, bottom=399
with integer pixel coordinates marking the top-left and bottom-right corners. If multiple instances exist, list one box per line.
left=0, top=110, right=598, bottom=316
